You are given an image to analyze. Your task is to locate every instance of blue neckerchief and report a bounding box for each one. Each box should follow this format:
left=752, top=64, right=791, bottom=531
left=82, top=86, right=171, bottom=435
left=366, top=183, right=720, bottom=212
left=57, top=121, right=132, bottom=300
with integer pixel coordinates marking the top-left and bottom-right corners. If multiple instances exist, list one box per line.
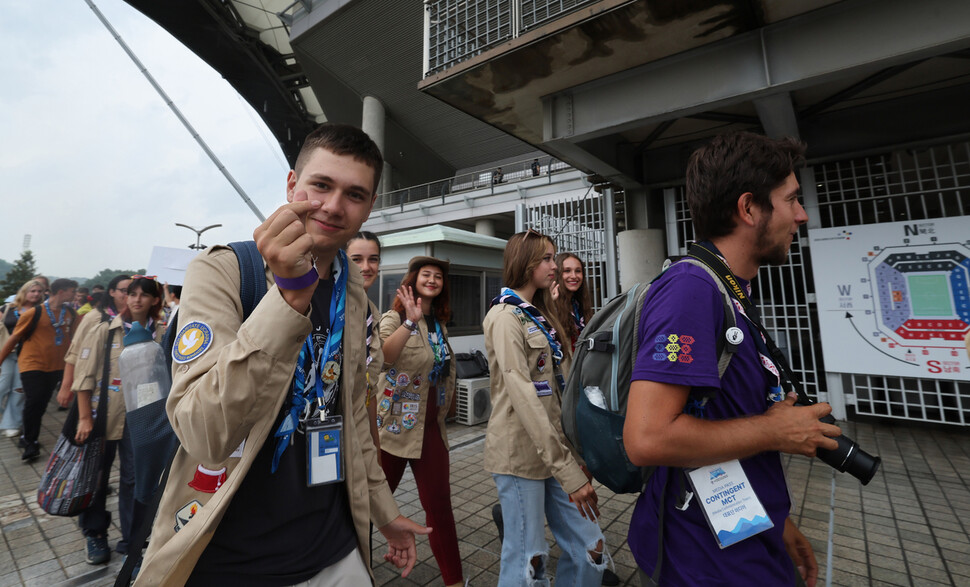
left=43, top=301, right=67, bottom=346
left=571, top=298, right=585, bottom=334
left=426, top=316, right=449, bottom=384
left=122, top=318, right=154, bottom=336
left=272, top=251, right=348, bottom=473
left=491, top=287, right=565, bottom=391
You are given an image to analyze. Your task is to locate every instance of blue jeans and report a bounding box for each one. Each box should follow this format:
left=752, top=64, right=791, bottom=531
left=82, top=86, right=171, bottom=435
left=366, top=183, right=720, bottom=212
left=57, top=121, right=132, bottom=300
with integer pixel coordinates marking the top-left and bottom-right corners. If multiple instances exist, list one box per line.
left=0, top=354, right=23, bottom=430
left=493, top=474, right=608, bottom=587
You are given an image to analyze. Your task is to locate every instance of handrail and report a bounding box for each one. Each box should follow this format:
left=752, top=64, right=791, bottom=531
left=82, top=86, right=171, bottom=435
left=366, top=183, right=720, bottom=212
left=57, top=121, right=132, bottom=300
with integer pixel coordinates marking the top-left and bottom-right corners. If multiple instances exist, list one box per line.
left=374, top=155, right=572, bottom=211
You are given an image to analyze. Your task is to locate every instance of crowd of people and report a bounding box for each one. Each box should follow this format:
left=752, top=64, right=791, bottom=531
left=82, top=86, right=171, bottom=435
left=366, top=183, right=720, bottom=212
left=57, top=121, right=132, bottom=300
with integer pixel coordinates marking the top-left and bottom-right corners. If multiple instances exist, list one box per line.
left=0, top=124, right=849, bottom=586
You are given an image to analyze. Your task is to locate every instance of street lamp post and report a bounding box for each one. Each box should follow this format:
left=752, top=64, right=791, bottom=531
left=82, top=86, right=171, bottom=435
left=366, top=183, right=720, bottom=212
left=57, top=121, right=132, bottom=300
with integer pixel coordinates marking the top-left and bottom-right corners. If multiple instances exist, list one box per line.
left=175, top=223, right=222, bottom=250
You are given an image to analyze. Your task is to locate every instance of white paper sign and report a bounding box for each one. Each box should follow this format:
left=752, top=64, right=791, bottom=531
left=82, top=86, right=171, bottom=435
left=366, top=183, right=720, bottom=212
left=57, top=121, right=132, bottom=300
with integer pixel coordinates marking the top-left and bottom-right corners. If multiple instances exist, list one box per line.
left=146, top=246, right=201, bottom=286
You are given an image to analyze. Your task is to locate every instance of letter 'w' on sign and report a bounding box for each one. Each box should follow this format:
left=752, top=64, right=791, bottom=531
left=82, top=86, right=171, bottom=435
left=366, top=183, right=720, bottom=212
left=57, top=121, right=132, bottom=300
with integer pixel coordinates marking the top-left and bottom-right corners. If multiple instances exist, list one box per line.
left=837, top=284, right=852, bottom=295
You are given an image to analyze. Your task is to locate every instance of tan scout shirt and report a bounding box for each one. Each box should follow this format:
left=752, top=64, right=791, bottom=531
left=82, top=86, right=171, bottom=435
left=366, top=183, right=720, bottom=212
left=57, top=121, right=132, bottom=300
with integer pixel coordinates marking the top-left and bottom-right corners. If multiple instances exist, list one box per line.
left=365, top=300, right=384, bottom=406
left=376, top=311, right=456, bottom=459
left=136, top=246, right=399, bottom=586
left=482, top=303, right=587, bottom=495
left=72, top=315, right=166, bottom=441
left=64, top=309, right=109, bottom=366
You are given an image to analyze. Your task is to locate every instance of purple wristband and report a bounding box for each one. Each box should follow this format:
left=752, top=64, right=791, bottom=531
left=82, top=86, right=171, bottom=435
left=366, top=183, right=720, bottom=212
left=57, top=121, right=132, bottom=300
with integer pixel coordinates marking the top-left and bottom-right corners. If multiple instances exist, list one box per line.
left=273, top=266, right=319, bottom=290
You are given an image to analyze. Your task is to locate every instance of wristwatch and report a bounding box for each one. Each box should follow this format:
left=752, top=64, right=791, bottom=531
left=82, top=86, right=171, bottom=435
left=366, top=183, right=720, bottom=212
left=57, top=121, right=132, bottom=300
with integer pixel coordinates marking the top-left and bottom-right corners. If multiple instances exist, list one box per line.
left=403, top=319, right=418, bottom=332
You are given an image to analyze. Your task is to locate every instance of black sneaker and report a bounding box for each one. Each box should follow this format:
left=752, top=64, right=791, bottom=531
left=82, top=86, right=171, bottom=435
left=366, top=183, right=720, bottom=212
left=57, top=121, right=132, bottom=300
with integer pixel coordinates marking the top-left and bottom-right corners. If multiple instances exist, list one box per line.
left=602, top=568, right=620, bottom=586
left=21, top=441, right=40, bottom=462
left=86, top=535, right=110, bottom=564
left=491, top=503, right=504, bottom=543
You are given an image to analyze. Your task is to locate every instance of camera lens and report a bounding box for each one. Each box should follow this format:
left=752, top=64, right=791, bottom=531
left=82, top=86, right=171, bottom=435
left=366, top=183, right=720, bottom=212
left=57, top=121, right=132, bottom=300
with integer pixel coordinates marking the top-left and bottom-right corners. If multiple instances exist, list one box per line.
left=816, top=435, right=881, bottom=485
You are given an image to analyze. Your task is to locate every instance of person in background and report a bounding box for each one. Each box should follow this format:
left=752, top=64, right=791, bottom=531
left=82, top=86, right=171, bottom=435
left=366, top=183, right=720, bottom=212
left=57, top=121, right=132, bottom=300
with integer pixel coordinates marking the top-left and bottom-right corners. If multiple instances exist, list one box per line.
left=553, top=253, right=594, bottom=351
left=0, top=280, right=45, bottom=438
left=57, top=275, right=132, bottom=411
left=0, top=278, right=77, bottom=461
left=72, top=277, right=165, bottom=564
left=346, top=231, right=383, bottom=458
left=73, top=287, right=90, bottom=310
left=484, top=230, right=608, bottom=586
left=378, top=256, right=464, bottom=587
left=531, top=158, right=541, bottom=177
left=31, top=275, right=50, bottom=298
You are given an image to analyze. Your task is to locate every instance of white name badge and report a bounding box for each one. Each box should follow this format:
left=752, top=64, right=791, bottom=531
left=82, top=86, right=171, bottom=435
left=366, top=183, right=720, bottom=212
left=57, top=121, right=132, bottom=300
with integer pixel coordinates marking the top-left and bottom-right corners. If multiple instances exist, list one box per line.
left=687, top=459, right=773, bottom=549
left=306, top=416, right=344, bottom=487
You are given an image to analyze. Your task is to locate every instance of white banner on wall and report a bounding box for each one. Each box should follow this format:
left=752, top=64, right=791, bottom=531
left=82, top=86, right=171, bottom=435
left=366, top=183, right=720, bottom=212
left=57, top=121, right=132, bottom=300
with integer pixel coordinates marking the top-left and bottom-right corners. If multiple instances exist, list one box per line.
left=809, top=217, right=970, bottom=381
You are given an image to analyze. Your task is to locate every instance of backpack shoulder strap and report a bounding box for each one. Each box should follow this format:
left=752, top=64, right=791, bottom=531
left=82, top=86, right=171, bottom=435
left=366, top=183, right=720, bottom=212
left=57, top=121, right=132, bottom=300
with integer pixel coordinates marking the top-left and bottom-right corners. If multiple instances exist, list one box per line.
left=21, top=304, right=44, bottom=342
left=227, top=241, right=268, bottom=320
left=677, top=258, right=739, bottom=378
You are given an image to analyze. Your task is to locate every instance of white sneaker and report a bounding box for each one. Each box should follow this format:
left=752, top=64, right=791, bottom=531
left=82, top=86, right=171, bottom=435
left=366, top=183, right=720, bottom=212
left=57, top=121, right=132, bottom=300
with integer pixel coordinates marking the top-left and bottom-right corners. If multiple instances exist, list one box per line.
left=3, top=429, right=20, bottom=438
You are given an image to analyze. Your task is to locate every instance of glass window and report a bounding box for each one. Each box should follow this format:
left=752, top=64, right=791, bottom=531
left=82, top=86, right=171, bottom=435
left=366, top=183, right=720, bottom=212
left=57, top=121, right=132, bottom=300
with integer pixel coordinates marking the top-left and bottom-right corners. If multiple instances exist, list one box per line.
left=447, top=273, right=482, bottom=335
left=380, top=272, right=403, bottom=315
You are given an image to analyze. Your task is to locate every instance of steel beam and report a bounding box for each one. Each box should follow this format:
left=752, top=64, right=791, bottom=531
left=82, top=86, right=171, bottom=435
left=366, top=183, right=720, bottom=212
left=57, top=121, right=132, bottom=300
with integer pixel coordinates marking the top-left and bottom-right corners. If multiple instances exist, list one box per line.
left=544, top=0, right=970, bottom=143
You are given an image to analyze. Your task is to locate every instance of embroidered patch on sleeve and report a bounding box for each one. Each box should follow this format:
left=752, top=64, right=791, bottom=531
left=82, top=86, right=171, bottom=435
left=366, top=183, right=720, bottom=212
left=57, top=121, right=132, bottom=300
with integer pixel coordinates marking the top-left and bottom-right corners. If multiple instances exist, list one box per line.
left=652, top=334, right=695, bottom=364
left=172, top=321, right=213, bottom=364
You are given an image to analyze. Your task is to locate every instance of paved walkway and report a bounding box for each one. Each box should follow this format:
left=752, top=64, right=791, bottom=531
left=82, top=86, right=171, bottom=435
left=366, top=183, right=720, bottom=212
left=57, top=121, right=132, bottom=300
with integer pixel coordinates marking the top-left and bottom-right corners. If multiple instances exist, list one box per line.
left=0, top=402, right=968, bottom=586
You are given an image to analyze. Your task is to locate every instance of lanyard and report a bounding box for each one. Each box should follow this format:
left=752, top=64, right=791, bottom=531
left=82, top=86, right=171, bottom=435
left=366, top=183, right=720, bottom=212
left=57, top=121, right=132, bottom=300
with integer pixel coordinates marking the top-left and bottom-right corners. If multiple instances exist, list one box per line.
left=494, top=287, right=566, bottom=392
left=271, top=251, right=348, bottom=473
left=44, top=301, right=67, bottom=346
left=686, top=242, right=810, bottom=405
left=426, top=316, right=448, bottom=383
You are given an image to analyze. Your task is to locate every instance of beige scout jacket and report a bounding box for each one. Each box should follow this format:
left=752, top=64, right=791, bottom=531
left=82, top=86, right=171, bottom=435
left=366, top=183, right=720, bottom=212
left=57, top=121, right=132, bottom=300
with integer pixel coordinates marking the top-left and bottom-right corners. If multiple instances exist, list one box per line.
left=482, top=303, right=588, bottom=495
left=365, top=300, right=384, bottom=406
left=136, top=246, right=399, bottom=586
left=64, top=310, right=108, bottom=367
left=376, top=311, right=456, bottom=459
left=72, top=315, right=166, bottom=441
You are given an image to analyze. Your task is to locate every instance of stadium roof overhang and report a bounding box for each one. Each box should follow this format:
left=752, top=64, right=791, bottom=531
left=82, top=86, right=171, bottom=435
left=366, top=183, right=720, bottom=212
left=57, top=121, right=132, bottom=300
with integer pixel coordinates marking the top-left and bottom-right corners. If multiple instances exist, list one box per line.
left=122, top=0, right=323, bottom=167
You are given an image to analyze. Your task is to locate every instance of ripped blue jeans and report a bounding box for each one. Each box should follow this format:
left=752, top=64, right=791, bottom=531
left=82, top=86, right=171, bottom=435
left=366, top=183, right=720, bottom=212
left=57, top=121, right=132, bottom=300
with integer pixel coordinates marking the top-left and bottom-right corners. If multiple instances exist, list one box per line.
left=493, top=474, right=608, bottom=586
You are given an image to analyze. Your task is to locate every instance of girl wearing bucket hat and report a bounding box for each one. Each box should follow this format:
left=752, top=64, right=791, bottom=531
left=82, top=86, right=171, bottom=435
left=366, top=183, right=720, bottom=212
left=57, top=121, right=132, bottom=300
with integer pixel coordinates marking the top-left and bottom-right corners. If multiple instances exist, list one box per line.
left=377, top=256, right=464, bottom=587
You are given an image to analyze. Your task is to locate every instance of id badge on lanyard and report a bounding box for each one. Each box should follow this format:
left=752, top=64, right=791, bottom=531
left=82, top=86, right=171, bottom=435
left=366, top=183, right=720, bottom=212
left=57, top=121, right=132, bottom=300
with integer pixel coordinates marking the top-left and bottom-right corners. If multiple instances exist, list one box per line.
left=686, top=459, right=774, bottom=549
left=306, top=415, right=344, bottom=487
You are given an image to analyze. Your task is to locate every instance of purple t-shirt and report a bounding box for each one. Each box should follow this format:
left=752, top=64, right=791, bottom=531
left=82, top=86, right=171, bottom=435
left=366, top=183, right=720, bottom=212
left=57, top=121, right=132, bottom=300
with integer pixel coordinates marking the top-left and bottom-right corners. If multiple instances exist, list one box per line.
left=628, top=262, right=794, bottom=586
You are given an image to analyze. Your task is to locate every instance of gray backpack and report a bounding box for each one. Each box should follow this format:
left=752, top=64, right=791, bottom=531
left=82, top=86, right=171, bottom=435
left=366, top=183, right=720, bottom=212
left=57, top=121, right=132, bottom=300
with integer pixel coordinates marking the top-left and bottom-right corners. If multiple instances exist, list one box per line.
left=561, top=257, right=739, bottom=494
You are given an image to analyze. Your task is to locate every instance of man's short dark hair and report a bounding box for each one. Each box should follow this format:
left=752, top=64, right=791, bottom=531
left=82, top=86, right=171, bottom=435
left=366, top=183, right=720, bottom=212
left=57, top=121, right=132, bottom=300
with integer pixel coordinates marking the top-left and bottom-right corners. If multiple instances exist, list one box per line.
left=170, top=285, right=183, bottom=299
left=686, top=131, right=806, bottom=241
left=50, top=278, right=78, bottom=294
left=77, top=287, right=90, bottom=295
left=294, top=123, right=384, bottom=194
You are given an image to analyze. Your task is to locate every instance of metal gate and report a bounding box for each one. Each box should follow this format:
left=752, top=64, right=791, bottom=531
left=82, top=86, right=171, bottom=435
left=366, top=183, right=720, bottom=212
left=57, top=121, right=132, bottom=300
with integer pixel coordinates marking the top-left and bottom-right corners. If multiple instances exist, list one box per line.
left=517, top=189, right=618, bottom=311
left=666, top=140, right=970, bottom=425
left=814, top=142, right=970, bottom=425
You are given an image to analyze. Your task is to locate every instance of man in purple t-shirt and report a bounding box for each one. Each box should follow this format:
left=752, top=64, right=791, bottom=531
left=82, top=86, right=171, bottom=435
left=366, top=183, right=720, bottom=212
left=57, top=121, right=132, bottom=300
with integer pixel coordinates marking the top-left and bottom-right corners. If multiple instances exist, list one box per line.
left=623, top=132, right=842, bottom=587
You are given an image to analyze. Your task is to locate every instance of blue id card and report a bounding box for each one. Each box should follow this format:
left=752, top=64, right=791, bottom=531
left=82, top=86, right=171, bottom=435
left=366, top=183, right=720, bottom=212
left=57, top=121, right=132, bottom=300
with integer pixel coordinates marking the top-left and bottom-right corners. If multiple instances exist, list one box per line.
left=307, top=416, right=343, bottom=486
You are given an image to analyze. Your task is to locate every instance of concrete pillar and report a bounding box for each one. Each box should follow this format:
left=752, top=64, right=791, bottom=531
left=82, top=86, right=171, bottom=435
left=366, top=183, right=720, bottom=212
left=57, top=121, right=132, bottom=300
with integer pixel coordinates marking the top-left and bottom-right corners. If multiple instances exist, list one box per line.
left=362, top=96, right=390, bottom=193
left=617, top=229, right=666, bottom=292
left=475, top=218, right=495, bottom=237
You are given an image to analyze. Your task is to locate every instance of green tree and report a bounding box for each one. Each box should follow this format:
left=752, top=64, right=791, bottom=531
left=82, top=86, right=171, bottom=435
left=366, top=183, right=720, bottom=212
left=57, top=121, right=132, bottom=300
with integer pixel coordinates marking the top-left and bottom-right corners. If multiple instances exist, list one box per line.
left=0, top=250, right=39, bottom=298
left=84, top=268, right=146, bottom=289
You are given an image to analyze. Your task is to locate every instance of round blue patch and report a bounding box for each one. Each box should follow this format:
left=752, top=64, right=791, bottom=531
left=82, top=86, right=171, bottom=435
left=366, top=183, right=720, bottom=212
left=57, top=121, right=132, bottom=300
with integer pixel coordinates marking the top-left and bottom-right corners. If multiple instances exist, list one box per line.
left=172, top=321, right=214, bottom=364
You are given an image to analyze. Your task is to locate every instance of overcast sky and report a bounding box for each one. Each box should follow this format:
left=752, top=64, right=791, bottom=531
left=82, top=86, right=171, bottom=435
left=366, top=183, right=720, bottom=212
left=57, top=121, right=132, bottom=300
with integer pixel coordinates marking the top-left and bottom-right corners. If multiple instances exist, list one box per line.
left=0, top=0, right=290, bottom=279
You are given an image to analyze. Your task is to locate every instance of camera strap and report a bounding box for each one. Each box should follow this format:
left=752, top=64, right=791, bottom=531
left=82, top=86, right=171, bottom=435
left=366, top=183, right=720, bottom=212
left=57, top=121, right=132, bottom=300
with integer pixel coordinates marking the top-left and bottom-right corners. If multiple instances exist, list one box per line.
left=686, top=242, right=812, bottom=406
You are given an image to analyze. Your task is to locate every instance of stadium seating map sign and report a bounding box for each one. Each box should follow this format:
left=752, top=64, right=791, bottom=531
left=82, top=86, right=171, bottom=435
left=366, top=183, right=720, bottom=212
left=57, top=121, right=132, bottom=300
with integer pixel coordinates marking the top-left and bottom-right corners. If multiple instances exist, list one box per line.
left=809, top=217, right=970, bottom=380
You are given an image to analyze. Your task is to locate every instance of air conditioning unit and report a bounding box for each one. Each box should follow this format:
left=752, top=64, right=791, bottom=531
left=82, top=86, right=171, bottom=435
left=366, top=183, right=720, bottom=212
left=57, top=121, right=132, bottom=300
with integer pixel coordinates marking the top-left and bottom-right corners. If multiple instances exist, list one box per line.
left=456, top=377, right=492, bottom=426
